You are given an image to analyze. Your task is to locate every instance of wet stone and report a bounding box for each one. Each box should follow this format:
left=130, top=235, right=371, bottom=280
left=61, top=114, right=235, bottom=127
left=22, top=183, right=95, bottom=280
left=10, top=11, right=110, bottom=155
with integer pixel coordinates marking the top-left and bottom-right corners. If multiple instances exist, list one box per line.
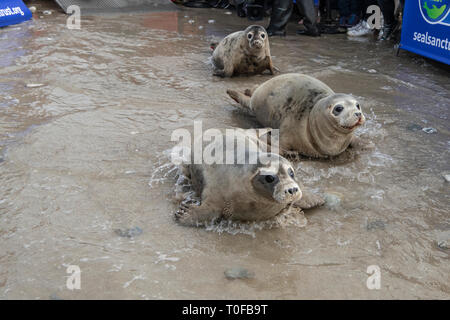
left=324, top=193, right=342, bottom=210
left=224, top=267, right=255, bottom=280
left=114, top=226, right=143, bottom=238
left=437, top=240, right=448, bottom=250
left=26, top=83, right=44, bottom=88
left=443, top=174, right=450, bottom=183
left=422, top=127, right=437, bottom=134
left=406, top=123, right=422, bottom=131
left=50, top=293, right=63, bottom=300
left=366, top=220, right=386, bottom=231
left=383, top=119, right=396, bottom=125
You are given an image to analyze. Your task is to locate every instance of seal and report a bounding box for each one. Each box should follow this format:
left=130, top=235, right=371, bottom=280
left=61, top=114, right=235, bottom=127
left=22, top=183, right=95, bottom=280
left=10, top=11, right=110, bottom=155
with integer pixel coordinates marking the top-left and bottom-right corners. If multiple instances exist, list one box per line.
left=212, top=25, right=275, bottom=77
left=227, top=73, right=367, bottom=158
left=174, top=129, right=324, bottom=226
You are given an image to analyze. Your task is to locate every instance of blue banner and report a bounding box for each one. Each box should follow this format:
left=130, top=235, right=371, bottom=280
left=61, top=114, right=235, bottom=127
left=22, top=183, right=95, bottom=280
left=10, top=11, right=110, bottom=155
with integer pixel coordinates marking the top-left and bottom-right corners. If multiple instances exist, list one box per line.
left=0, top=0, right=32, bottom=28
left=400, top=0, right=450, bottom=65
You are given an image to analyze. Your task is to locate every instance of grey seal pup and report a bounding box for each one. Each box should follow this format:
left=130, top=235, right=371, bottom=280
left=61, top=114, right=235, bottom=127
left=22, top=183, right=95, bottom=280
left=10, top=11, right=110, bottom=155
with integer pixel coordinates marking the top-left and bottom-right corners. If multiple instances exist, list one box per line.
left=212, top=25, right=275, bottom=77
left=227, top=73, right=367, bottom=158
left=175, top=129, right=324, bottom=226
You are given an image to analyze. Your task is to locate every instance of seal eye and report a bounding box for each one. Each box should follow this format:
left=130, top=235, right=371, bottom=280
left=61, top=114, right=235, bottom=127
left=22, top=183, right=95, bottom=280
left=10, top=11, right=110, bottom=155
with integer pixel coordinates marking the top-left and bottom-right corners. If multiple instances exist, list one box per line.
left=356, top=103, right=360, bottom=110
left=333, top=105, right=344, bottom=115
left=247, top=33, right=253, bottom=40
left=265, top=175, right=276, bottom=183
left=288, top=168, right=295, bottom=179
left=260, top=33, right=265, bottom=39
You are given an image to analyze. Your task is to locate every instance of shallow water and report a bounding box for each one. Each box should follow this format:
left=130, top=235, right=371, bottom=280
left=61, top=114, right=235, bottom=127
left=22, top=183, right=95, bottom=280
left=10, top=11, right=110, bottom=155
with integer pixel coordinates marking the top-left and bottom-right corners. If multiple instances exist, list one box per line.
left=0, top=4, right=449, bottom=299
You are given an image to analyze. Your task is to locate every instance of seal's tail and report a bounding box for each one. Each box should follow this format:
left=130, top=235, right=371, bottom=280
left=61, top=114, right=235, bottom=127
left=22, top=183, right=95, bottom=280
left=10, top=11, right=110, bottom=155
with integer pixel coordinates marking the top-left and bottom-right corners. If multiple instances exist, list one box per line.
left=227, top=89, right=251, bottom=111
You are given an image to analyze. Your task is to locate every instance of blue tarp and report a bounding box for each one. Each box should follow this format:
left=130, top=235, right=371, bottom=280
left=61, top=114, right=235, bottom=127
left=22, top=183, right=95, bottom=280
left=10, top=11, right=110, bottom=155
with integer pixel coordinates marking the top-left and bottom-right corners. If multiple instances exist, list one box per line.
left=400, top=0, right=450, bottom=65
left=0, top=0, right=32, bottom=28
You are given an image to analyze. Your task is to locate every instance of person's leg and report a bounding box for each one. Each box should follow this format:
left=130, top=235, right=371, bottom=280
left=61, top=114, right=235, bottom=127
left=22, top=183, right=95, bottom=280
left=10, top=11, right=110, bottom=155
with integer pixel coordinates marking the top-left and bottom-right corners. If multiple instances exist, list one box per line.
left=338, top=0, right=350, bottom=17
left=377, top=0, right=395, bottom=25
left=347, top=0, right=376, bottom=35
left=347, top=0, right=361, bottom=26
left=266, top=0, right=293, bottom=36
left=350, top=0, right=361, bottom=14
left=377, top=0, right=396, bottom=40
left=338, top=0, right=350, bottom=26
left=296, top=0, right=320, bottom=36
left=361, top=0, right=378, bottom=20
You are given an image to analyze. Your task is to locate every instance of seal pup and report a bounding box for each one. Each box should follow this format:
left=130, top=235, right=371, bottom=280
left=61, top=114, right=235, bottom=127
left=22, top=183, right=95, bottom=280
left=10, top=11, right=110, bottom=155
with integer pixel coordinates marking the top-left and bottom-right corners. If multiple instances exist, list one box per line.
left=227, top=73, right=367, bottom=158
left=212, top=25, right=275, bottom=77
left=175, top=129, right=324, bottom=226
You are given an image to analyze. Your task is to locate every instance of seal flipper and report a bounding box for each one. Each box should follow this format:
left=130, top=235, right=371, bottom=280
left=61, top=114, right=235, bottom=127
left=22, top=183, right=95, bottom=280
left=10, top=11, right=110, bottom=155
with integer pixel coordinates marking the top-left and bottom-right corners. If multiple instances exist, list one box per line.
left=227, top=89, right=251, bottom=111
left=244, top=85, right=259, bottom=97
left=349, top=136, right=375, bottom=151
left=175, top=200, right=219, bottom=227
left=293, top=188, right=325, bottom=210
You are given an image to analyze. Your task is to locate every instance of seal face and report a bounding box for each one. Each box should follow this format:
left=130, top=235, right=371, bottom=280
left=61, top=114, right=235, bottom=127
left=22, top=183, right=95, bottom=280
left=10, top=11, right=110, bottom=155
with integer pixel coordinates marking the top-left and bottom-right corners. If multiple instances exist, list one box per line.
left=227, top=74, right=367, bottom=158
left=175, top=129, right=309, bottom=226
left=212, top=25, right=275, bottom=77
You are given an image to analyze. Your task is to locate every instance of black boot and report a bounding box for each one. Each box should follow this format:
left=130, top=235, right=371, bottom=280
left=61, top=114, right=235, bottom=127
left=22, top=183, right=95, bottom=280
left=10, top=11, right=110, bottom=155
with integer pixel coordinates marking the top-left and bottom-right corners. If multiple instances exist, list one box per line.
left=296, top=26, right=320, bottom=37
left=380, top=21, right=397, bottom=40
left=266, top=0, right=293, bottom=37
left=295, top=0, right=320, bottom=37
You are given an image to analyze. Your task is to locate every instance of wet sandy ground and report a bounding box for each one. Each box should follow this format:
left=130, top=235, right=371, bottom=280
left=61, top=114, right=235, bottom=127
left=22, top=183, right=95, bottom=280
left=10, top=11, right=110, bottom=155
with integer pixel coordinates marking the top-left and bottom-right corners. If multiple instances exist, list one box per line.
left=0, top=3, right=449, bottom=299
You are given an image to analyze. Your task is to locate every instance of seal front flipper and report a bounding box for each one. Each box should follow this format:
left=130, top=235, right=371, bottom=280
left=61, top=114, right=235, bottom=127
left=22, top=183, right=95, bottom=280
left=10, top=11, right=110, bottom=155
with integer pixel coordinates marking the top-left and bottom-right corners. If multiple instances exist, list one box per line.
left=175, top=200, right=218, bottom=227
left=213, top=65, right=233, bottom=78
left=244, top=85, right=259, bottom=97
left=293, top=188, right=325, bottom=210
left=275, top=206, right=308, bottom=227
left=267, top=57, right=278, bottom=75
left=213, top=69, right=226, bottom=78
left=227, top=89, right=251, bottom=111
left=349, top=136, right=375, bottom=151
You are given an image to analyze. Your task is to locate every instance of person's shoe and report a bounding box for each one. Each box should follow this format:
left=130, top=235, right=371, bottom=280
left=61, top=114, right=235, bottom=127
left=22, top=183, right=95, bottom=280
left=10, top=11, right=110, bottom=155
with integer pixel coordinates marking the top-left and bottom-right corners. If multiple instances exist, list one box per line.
left=346, top=14, right=359, bottom=27
left=267, top=28, right=286, bottom=37
left=347, top=19, right=364, bottom=32
left=296, top=26, right=321, bottom=37
left=380, top=22, right=397, bottom=40
left=347, top=20, right=371, bottom=36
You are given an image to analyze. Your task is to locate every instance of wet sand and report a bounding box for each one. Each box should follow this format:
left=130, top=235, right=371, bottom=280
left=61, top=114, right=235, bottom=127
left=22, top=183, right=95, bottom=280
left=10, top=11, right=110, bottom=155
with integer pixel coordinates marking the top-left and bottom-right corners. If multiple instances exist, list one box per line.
left=0, top=3, right=449, bottom=299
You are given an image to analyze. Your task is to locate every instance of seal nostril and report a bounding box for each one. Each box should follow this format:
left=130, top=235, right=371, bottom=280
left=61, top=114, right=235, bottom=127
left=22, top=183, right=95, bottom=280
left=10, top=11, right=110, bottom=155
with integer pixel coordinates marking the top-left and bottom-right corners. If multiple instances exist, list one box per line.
left=287, top=188, right=296, bottom=195
left=355, top=112, right=361, bottom=118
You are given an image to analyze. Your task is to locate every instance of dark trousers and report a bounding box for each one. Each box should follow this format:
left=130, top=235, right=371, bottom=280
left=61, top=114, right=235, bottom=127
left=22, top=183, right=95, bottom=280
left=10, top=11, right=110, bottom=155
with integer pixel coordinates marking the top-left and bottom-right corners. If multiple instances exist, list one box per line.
left=338, top=0, right=360, bottom=17
left=377, top=0, right=396, bottom=25
left=361, top=0, right=378, bottom=19
left=267, top=0, right=317, bottom=32
left=297, top=0, right=318, bottom=31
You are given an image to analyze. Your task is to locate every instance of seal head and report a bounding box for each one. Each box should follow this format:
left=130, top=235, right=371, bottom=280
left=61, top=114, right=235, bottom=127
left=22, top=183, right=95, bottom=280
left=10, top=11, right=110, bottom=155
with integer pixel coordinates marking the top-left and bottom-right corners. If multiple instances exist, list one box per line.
left=309, top=93, right=365, bottom=156
left=251, top=156, right=302, bottom=205
left=244, top=25, right=268, bottom=50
